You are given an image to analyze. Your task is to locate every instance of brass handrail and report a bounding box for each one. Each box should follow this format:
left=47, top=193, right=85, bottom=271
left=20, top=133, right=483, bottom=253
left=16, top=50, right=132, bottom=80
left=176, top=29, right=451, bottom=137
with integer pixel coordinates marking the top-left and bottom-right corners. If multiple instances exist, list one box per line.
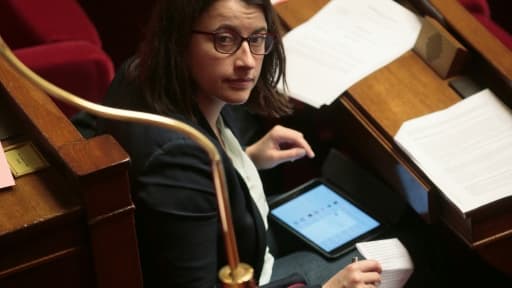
left=0, top=35, right=254, bottom=287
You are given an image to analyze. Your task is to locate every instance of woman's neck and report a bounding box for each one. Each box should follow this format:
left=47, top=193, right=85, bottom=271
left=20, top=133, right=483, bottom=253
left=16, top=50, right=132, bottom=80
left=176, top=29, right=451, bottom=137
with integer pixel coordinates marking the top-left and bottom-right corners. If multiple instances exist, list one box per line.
left=196, top=94, right=225, bottom=142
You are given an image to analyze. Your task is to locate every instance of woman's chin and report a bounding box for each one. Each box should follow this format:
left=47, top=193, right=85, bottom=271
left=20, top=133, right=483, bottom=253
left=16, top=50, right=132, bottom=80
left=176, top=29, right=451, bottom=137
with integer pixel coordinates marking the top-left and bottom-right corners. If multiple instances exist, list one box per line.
left=222, top=91, right=251, bottom=105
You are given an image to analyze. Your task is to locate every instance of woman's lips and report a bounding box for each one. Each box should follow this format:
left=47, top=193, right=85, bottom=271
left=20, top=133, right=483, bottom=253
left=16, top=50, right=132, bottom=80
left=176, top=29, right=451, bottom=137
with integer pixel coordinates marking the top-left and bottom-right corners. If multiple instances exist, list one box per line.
left=224, top=78, right=254, bottom=89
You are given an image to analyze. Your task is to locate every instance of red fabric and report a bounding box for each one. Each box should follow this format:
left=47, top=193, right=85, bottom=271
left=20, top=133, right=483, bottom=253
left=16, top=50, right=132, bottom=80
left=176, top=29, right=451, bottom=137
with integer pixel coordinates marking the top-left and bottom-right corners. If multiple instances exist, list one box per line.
left=15, top=41, right=115, bottom=117
left=458, top=0, right=491, bottom=17
left=0, top=0, right=101, bottom=49
left=458, top=0, right=512, bottom=50
left=1, top=0, right=115, bottom=117
left=473, top=14, right=512, bottom=50
left=286, top=284, right=306, bottom=288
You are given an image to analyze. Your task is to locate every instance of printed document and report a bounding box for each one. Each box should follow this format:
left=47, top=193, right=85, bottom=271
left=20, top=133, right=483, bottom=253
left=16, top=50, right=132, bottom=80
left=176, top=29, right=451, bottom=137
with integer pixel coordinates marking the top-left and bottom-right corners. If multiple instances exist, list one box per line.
left=356, top=238, right=413, bottom=288
left=395, top=89, right=512, bottom=214
left=279, top=0, right=421, bottom=108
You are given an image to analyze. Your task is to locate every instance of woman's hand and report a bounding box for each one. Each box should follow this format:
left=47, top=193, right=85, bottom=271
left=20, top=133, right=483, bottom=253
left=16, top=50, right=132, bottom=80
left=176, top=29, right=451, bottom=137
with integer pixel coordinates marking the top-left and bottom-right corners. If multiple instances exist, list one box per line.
left=322, top=260, right=382, bottom=288
left=245, top=125, right=315, bottom=170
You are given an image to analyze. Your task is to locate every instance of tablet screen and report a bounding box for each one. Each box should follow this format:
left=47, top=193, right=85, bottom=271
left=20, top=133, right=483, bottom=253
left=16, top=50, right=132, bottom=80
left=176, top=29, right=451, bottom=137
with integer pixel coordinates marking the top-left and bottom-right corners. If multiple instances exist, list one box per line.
left=270, top=182, right=381, bottom=256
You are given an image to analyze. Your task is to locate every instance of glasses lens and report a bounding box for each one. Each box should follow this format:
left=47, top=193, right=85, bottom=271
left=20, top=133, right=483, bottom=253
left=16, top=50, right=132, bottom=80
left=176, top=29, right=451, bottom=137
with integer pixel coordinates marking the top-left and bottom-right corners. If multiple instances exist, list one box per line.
left=212, top=31, right=274, bottom=55
left=214, top=32, right=240, bottom=53
left=249, top=34, right=273, bottom=55
left=214, top=32, right=239, bottom=53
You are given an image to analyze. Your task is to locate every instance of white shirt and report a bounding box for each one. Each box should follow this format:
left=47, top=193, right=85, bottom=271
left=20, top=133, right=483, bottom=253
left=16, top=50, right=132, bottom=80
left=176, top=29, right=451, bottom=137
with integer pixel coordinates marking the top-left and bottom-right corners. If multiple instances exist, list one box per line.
left=217, top=117, right=274, bottom=285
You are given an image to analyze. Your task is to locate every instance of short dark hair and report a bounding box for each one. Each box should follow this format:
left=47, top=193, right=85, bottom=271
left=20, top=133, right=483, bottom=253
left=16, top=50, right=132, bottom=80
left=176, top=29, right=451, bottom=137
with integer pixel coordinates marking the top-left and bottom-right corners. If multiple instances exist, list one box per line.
left=134, top=0, right=291, bottom=120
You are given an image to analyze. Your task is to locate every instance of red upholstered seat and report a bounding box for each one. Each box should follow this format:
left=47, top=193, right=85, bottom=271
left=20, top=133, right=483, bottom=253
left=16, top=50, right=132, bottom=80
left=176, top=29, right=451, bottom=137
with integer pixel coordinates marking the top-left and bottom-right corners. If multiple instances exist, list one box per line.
left=0, top=0, right=102, bottom=49
left=0, top=0, right=114, bottom=117
left=458, top=0, right=491, bottom=17
left=14, top=41, right=114, bottom=117
left=458, top=0, right=512, bottom=50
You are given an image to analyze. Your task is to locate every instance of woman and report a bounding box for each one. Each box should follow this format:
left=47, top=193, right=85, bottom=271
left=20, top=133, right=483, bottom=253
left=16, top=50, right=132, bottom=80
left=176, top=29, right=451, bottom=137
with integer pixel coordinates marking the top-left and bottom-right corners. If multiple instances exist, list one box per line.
left=97, top=0, right=382, bottom=287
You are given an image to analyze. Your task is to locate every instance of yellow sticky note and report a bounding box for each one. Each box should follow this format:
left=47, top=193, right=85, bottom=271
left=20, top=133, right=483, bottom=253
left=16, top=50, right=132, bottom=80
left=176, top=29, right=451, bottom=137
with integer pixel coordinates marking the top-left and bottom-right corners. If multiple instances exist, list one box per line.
left=0, top=141, right=15, bottom=188
left=5, top=142, right=49, bottom=177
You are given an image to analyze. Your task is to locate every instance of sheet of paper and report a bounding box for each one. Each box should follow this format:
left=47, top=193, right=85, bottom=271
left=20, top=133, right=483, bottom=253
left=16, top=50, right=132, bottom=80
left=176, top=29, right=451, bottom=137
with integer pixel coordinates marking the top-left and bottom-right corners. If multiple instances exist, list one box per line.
left=0, top=142, right=15, bottom=189
left=279, top=0, right=421, bottom=108
left=356, top=238, right=414, bottom=288
left=395, top=89, right=512, bottom=213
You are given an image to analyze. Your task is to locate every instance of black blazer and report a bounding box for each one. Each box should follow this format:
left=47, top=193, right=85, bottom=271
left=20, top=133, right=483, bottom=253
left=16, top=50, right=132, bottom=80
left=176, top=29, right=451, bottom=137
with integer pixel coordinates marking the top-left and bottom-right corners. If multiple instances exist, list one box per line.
left=72, top=59, right=318, bottom=287
left=97, top=61, right=269, bottom=287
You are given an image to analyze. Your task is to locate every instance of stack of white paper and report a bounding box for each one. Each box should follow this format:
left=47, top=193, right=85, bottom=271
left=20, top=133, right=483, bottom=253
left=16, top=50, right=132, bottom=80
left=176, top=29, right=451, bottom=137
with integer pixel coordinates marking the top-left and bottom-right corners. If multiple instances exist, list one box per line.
left=356, top=238, right=414, bottom=288
left=395, top=89, right=512, bottom=214
left=279, top=0, right=421, bottom=108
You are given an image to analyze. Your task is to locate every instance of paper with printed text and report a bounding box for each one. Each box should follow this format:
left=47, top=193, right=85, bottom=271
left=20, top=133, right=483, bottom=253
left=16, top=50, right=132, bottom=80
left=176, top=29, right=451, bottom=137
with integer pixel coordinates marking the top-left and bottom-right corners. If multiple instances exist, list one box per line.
left=279, top=0, right=421, bottom=107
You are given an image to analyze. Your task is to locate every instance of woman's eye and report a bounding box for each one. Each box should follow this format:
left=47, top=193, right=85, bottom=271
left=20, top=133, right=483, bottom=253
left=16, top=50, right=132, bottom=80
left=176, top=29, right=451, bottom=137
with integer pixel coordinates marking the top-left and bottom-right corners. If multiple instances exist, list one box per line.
left=215, top=33, right=236, bottom=45
left=249, top=34, right=267, bottom=45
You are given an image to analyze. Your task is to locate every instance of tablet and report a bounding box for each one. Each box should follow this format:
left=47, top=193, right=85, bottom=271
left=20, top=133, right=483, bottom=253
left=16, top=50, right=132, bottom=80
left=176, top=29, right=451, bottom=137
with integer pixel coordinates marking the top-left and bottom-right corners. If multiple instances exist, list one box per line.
left=269, top=179, right=384, bottom=259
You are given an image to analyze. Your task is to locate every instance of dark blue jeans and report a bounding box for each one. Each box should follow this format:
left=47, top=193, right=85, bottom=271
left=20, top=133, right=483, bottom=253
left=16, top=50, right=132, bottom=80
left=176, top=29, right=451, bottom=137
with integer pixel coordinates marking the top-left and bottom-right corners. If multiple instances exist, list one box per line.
left=270, top=249, right=361, bottom=286
left=267, top=217, right=363, bottom=286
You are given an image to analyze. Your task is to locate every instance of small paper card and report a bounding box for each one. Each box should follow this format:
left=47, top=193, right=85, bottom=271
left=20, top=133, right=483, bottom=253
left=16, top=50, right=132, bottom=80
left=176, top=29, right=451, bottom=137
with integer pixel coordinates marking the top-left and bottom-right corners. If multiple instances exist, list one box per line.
left=0, top=141, right=15, bottom=189
left=4, top=141, right=50, bottom=177
left=356, top=238, right=414, bottom=288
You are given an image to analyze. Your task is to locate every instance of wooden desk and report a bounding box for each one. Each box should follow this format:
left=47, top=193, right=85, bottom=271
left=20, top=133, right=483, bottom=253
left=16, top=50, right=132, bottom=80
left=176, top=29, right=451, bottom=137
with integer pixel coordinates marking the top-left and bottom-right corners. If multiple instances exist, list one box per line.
left=0, top=55, right=142, bottom=287
left=275, top=0, right=512, bottom=277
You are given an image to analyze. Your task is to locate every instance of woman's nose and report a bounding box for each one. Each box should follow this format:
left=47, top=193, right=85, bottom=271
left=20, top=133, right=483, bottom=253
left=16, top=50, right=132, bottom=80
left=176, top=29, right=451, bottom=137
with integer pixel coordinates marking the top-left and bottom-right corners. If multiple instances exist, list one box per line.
left=234, top=41, right=256, bottom=68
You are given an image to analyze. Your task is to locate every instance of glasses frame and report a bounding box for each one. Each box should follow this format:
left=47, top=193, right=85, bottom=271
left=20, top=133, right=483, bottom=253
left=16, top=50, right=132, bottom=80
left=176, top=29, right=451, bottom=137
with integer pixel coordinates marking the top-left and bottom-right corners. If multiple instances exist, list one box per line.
left=192, top=30, right=274, bottom=55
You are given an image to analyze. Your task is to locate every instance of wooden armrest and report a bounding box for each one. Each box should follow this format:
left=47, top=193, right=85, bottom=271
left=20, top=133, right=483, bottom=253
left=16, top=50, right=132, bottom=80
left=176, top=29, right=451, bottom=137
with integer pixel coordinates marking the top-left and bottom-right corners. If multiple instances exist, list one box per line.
left=274, top=0, right=328, bottom=29
left=430, top=0, right=512, bottom=82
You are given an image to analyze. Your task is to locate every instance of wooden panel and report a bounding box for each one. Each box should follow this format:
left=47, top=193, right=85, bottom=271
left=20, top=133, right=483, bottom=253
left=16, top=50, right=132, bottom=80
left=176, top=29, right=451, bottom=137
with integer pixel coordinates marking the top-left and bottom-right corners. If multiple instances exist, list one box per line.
left=348, top=51, right=460, bottom=137
left=430, top=0, right=512, bottom=82
left=0, top=51, right=142, bottom=287
left=275, top=0, right=512, bottom=277
left=274, top=0, right=329, bottom=29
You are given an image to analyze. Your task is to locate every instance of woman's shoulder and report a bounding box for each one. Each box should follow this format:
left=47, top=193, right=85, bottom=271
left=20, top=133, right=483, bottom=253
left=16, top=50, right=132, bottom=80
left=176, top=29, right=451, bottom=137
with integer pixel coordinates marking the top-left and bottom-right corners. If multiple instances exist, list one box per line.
left=102, top=57, right=143, bottom=109
left=108, top=112, right=209, bottom=157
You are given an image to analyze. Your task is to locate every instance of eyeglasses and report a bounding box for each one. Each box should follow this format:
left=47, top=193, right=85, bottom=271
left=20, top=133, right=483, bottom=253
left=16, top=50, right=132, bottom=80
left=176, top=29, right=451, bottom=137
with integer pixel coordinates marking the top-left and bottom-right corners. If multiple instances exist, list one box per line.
left=192, top=30, right=274, bottom=55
